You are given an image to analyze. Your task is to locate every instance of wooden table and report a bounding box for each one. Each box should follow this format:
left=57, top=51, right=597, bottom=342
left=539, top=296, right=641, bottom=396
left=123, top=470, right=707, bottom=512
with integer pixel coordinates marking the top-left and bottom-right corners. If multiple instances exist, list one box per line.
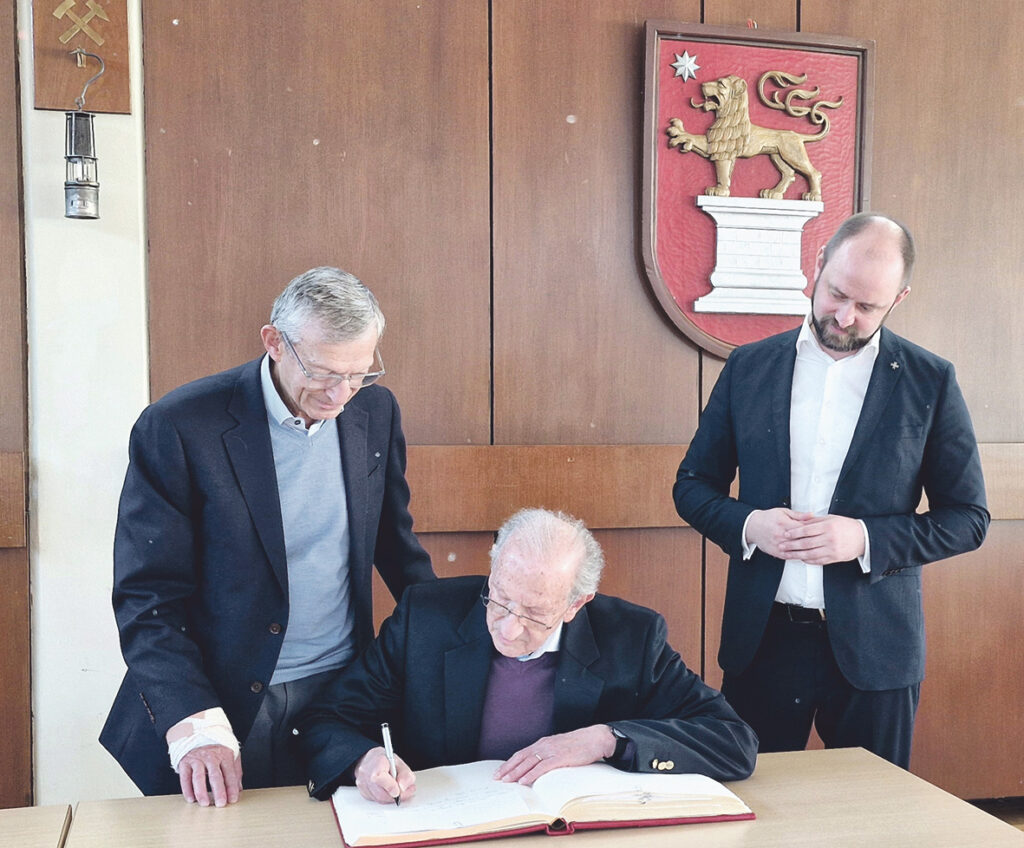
left=0, top=803, right=71, bottom=848
left=63, top=748, right=1024, bottom=847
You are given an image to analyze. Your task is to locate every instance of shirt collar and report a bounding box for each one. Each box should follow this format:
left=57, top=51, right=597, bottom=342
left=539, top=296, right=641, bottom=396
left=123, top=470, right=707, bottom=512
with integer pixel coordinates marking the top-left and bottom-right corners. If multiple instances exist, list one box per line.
left=260, top=353, right=326, bottom=435
left=517, top=622, right=564, bottom=662
left=796, top=314, right=882, bottom=365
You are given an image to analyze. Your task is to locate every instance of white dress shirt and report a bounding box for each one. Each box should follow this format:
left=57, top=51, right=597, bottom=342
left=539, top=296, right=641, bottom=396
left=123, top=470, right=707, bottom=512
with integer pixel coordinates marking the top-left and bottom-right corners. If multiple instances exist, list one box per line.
left=744, top=318, right=878, bottom=610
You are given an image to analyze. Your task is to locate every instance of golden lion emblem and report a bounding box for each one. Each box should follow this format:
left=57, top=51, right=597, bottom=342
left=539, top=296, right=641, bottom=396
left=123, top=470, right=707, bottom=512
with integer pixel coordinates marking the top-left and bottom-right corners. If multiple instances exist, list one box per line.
left=667, top=71, right=842, bottom=202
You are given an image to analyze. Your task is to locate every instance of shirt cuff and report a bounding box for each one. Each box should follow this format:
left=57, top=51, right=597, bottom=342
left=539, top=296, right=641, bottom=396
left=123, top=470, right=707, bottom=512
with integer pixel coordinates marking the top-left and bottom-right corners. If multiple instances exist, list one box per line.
left=857, top=519, right=871, bottom=573
left=741, top=513, right=757, bottom=560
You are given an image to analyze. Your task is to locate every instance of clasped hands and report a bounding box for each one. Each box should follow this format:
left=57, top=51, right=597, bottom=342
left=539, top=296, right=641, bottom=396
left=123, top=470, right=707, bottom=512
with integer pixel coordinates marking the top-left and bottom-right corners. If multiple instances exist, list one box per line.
left=353, top=724, right=617, bottom=805
left=746, top=508, right=865, bottom=565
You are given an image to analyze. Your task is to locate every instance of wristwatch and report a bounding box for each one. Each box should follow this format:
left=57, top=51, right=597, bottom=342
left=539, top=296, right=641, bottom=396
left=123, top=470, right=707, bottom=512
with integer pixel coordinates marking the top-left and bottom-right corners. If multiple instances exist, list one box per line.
left=606, top=725, right=629, bottom=762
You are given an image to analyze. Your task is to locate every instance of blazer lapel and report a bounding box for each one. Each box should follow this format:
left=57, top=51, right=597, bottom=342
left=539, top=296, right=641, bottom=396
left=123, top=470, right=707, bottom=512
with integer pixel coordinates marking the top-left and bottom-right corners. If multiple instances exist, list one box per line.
left=224, top=359, right=288, bottom=594
left=835, top=329, right=904, bottom=491
left=757, top=329, right=799, bottom=503
left=443, top=602, right=494, bottom=762
left=338, top=403, right=370, bottom=577
left=553, top=606, right=605, bottom=732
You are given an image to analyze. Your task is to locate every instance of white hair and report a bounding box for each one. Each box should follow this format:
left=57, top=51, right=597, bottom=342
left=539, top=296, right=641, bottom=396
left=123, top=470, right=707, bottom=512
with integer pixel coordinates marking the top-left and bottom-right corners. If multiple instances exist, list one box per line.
left=489, top=508, right=604, bottom=601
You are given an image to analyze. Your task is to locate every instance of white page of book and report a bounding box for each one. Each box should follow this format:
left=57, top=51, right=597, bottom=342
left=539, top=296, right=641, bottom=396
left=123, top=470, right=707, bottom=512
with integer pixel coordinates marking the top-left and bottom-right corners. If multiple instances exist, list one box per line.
left=531, top=763, right=747, bottom=812
left=332, top=760, right=555, bottom=842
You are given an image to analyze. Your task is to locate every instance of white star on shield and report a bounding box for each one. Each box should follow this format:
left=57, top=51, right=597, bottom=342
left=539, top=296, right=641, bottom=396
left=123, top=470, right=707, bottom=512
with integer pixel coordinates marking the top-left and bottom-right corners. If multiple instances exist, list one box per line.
left=671, top=51, right=700, bottom=82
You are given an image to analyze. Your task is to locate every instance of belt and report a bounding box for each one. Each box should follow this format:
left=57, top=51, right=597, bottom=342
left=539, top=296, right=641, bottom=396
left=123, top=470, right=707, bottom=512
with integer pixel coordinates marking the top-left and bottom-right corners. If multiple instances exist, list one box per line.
left=772, top=601, right=826, bottom=623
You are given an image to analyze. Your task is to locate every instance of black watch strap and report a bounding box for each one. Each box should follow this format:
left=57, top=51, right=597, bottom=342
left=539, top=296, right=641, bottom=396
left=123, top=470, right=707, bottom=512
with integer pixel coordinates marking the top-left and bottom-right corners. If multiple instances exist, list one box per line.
left=607, top=726, right=629, bottom=761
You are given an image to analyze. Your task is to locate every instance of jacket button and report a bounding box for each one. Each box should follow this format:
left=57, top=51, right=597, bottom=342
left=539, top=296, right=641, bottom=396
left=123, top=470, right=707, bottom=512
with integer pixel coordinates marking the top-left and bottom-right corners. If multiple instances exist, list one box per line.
left=250, top=681, right=264, bottom=693
left=650, top=758, right=660, bottom=769
left=269, top=622, right=282, bottom=635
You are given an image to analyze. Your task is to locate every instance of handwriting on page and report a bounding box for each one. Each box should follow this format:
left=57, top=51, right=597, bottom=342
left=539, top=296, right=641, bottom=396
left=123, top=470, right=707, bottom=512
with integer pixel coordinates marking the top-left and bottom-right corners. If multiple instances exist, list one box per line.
left=399, top=783, right=531, bottom=830
left=337, top=778, right=534, bottom=836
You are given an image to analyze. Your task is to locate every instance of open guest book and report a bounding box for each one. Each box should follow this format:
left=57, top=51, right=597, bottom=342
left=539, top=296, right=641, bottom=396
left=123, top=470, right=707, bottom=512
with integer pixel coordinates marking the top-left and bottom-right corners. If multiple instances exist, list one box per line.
left=330, top=759, right=754, bottom=847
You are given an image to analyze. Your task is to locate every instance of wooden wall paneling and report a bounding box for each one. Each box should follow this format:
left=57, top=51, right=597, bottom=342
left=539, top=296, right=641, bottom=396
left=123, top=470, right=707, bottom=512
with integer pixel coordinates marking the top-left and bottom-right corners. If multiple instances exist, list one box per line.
left=595, top=528, right=703, bottom=670
left=913, top=522, right=1024, bottom=799
left=980, top=443, right=1024, bottom=522
left=0, top=549, right=31, bottom=807
left=371, top=532, right=494, bottom=629
left=491, top=0, right=705, bottom=445
left=0, top=5, right=26, bottom=463
left=31, top=0, right=131, bottom=113
left=142, top=1, right=492, bottom=445
left=699, top=352, right=725, bottom=410
left=703, top=542, right=727, bottom=689
left=702, top=0, right=796, bottom=30
left=418, top=532, right=498, bottom=582
left=0, top=452, right=26, bottom=547
left=802, top=0, right=1024, bottom=443
left=406, top=445, right=687, bottom=533
left=407, top=442, right=1023, bottom=533
left=0, top=0, right=29, bottom=807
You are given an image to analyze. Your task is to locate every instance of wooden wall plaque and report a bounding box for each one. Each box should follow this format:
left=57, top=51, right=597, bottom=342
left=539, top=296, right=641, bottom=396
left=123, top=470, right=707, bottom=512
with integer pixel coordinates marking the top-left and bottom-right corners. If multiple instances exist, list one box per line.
left=32, top=0, right=130, bottom=113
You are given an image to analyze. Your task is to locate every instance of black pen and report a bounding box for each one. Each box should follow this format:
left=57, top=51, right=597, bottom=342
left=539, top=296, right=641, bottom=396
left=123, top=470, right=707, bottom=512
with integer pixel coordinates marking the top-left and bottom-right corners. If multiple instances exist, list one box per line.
left=381, top=722, right=400, bottom=806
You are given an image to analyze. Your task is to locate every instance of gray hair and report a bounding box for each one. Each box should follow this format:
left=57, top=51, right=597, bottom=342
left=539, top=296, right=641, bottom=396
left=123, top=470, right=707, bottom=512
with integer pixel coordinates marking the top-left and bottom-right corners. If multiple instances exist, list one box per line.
left=822, top=212, right=916, bottom=290
left=489, top=508, right=605, bottom=601
left=270, top=266, right=386, bottom=344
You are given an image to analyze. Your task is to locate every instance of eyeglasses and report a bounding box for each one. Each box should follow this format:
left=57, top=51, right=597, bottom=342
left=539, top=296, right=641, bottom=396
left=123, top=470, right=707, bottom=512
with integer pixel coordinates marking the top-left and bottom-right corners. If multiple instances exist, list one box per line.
left=279, top=330, right=385, bottom=389
left=480, top=588, right=566, bottom=632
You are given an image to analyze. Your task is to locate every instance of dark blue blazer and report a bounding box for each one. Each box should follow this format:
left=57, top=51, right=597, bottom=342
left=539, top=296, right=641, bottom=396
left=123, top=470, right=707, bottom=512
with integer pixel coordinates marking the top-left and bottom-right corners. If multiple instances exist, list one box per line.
left=296, top=576, right=758, bottom=800
left=674, top=328, right=989, bottom=691
left=100, top=357, right=434, bottom=794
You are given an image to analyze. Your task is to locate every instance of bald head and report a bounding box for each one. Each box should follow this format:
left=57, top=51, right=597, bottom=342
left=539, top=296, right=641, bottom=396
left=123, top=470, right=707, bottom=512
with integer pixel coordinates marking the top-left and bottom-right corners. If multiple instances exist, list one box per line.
left=821, top=213, right=915, bottom=290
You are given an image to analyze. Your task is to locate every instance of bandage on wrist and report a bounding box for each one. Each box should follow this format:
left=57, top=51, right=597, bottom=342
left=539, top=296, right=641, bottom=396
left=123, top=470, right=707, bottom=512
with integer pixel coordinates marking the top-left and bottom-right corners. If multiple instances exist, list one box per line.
left=166, top=707, right=240, bottom=773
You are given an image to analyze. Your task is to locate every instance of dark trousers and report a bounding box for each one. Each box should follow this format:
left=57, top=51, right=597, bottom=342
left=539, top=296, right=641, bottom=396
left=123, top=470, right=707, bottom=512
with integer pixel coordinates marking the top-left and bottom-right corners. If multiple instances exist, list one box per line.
left=241, top=667, right=339, bottom=789
left=721, top=603, right=920, bottom=769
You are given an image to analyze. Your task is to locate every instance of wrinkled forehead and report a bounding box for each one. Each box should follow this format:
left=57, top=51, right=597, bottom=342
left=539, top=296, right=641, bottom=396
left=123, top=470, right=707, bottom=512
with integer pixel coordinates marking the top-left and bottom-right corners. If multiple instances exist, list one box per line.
left=490, top=539, right=579, bottom=607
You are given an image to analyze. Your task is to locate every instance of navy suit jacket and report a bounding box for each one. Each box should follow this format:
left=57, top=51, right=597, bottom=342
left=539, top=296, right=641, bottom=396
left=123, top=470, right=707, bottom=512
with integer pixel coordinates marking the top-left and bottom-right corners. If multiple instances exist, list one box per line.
left=673, top=328, right=989, bottom=691
left=100, top=357, right=434, bottom=794
left=296, top=576, right=758, bottom=800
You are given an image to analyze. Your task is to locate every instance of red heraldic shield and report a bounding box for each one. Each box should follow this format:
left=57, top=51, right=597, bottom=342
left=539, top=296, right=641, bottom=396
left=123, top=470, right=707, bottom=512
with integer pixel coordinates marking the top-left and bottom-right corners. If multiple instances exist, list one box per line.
left=642, top=21, right=874, bottom=357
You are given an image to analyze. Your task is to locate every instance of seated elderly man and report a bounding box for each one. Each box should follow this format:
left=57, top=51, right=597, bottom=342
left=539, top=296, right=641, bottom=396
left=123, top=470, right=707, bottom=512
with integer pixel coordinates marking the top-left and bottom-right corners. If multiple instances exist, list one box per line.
left=296, top=508, right=757, bottom=803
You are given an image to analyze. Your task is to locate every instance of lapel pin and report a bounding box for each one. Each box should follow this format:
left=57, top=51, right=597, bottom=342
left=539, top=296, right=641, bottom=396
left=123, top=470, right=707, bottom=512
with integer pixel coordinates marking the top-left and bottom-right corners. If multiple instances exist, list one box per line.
left=890, top=361, right=899, bottom=370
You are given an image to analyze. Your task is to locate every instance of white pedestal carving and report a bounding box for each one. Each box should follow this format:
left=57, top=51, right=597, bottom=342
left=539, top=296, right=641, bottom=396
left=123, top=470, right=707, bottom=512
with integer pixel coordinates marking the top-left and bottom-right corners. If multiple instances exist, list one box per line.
left=693, top=196, right=824, bottom=315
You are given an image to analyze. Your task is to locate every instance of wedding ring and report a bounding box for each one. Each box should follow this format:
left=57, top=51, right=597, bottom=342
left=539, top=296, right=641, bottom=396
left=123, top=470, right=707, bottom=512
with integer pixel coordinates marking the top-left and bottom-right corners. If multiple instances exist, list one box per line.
left=535, top=753, right=543, bottom=762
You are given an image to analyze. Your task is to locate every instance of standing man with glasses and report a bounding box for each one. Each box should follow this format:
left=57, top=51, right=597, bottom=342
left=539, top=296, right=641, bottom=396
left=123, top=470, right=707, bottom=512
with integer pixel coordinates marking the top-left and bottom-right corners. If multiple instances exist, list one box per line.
left=295, top=508, right=757, bottom=804
left=101, top=267, right=434, bottom=806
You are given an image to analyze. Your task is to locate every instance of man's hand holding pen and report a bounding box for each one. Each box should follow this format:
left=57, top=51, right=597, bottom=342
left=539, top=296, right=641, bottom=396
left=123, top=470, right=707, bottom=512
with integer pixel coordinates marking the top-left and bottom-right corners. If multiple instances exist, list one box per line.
left=353, top=747, right=417, bottom=805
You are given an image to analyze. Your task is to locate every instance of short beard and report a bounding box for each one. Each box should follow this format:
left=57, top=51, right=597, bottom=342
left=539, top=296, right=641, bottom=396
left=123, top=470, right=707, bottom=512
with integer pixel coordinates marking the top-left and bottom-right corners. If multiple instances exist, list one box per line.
left=810, top=311, right=872, bottom=353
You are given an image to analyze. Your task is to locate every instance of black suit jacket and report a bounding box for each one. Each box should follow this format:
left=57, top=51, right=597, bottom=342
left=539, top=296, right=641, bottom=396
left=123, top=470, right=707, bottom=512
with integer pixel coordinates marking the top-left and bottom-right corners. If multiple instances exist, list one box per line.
left=100, top=357, right=434, bottom=794
left=296, top=576, right=758, bottom=799
left=674, top=328, right=989, bottom=691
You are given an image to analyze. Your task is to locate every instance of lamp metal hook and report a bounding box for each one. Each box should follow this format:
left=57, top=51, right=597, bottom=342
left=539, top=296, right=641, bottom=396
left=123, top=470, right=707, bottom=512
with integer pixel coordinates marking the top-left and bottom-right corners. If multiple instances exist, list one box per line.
left=69, top=48, right=106, bottom=110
